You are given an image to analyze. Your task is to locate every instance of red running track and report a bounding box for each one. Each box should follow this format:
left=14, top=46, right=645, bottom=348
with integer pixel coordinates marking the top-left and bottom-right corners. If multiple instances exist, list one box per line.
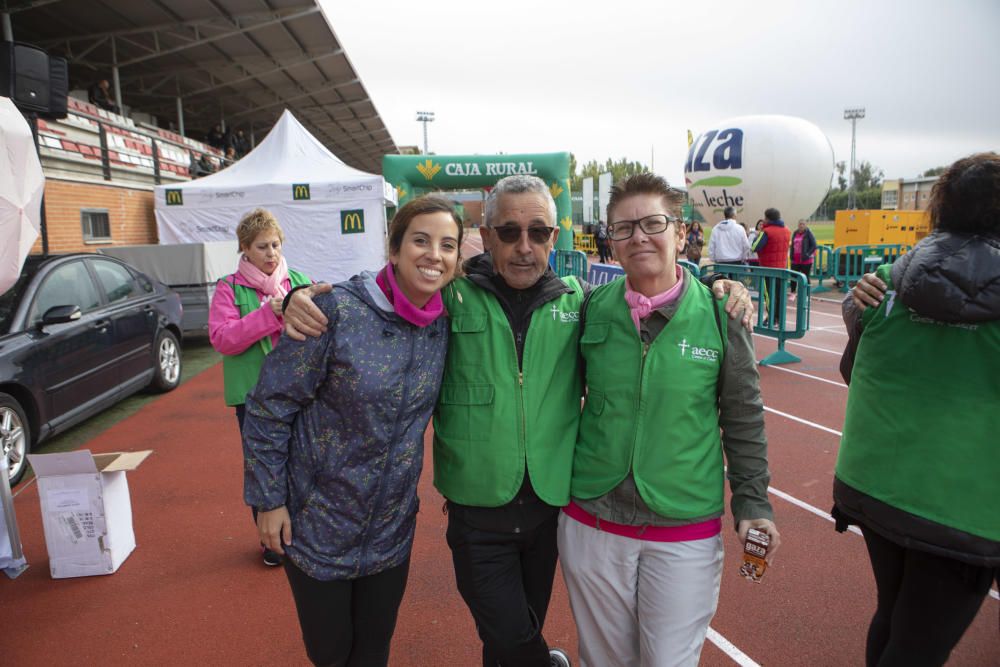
left=1, top=294, right=996, bottom=666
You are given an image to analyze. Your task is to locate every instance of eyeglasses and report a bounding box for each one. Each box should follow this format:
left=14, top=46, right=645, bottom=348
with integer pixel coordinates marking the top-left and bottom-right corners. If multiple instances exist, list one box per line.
left=607, top=214, right=678, bottom=241
left=491, top=225, right=556, bottom=245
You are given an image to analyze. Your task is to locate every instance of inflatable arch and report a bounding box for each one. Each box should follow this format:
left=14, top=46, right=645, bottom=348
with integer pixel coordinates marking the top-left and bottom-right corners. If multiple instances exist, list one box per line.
left=382, top=153, right=574, bottom=250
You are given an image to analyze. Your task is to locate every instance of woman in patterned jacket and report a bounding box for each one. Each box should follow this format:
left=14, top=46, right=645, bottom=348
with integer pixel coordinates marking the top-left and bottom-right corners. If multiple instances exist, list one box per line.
left=242, top=195, right=463, bottom=667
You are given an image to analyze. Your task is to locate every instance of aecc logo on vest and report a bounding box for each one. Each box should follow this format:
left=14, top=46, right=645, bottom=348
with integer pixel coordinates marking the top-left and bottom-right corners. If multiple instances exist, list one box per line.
left=341, top=209, right=365, bottom=234
left=677, top=338, right=719, bottom=363
left=549, top=305, right=579, bottom=323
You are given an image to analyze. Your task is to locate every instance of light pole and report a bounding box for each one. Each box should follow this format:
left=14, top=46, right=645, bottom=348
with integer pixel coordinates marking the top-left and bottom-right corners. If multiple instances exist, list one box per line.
left=844, top=107, right=865, bottom=209
left=416, top=111, right=435, bottom=154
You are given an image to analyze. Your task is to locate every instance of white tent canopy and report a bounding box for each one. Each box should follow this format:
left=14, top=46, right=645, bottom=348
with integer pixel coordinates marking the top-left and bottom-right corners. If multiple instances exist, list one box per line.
left=154, top=109, right=396, bottom=284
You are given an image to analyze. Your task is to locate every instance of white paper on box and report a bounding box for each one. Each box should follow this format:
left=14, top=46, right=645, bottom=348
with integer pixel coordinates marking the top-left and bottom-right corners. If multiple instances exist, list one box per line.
left=27, top=450, right=150, bottom=578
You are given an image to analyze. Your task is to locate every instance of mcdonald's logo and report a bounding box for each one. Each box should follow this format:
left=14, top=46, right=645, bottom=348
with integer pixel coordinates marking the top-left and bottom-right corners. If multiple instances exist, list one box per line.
left=292, top=183, right=311, bottom=200
left=341, top=209, right=365, bottom=234
left=165, top=189, right=183, bottom=206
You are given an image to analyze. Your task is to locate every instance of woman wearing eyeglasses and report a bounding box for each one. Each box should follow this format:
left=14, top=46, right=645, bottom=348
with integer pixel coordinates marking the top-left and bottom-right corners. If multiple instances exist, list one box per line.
left=558, top=173, right=780, bottom=667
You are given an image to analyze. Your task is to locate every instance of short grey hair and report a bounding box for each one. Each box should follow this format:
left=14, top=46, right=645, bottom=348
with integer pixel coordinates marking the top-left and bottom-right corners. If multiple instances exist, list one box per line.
left=484, top=174, right=557, bottom=227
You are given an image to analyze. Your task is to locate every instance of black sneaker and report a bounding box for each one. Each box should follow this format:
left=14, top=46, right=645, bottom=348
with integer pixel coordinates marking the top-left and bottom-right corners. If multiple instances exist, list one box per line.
left=549, top=648, right=571, bottom=667
left=262, top=547, right=282, bottom=567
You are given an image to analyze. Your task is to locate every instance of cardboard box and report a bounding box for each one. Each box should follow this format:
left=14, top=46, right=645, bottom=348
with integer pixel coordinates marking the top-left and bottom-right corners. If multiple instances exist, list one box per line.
left=27, top=450, right=152, bottom=579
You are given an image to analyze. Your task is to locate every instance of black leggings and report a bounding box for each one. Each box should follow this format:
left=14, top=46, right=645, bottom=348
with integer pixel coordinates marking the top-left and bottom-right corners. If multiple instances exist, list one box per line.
left=861, top=526, right=995, bottom=667
left=284, top=557, right=411, bottom=667
left=789, top=262, right=811, bottom=292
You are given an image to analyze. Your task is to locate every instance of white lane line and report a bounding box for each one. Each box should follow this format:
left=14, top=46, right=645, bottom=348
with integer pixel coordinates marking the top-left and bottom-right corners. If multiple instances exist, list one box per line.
left=813, top=295, right=847, bottom=304
left=809, top=326, right=848, bottom=336
left=706, top=628, right=761, bottom=667
left=761, top=364, right=848, bottom=388
left=752, top=333, right=842, bottom=356
left=763, top=405, right=843, bottom=437
left=769, top=485, right=862, bottom=536
left=796, top=306, right=844, bottom=319
left=785, top=340, right=842, bottom=355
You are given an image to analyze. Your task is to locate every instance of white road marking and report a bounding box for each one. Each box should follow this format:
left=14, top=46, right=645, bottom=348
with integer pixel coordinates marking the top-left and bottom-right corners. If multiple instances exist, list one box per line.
left=761, top=364, right=848, bottom=388
left=752, top=333, right=842, bottom=355
left=808, top=326, right=848, bottom=335
left=770, top=485, right=862, bottom=536
left=763, top=406, right=843, bottom=436
left=706, top=628, right=761, bottom=667
left=794, top=305, right=844, bottom=319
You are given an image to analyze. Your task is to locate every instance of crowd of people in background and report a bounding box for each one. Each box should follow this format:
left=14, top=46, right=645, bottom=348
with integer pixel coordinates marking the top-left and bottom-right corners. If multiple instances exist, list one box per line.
left=188, top=126, right=253, bottom=178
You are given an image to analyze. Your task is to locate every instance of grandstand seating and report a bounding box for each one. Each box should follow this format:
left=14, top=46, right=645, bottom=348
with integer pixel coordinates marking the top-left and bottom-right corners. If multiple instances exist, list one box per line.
left=35, top=96, right=223, bottom=184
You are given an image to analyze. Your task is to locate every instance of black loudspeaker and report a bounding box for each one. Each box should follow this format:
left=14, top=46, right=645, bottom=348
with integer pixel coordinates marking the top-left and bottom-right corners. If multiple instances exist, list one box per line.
left=0, top=41, right=68, bottom=118
left=45, top=55, right=68, bottom=119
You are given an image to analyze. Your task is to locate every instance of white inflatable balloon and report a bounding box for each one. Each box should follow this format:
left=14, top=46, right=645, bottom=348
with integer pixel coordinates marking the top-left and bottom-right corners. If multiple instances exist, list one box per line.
left=684, top=115, right=834, bottom=226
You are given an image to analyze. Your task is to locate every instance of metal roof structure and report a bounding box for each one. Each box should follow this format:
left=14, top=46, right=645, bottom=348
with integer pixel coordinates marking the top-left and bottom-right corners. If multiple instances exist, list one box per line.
left=3, top=0, right=397, bottom=173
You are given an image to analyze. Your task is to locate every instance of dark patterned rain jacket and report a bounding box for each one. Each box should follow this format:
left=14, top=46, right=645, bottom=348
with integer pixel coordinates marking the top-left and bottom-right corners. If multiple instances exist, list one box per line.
left=243, top=272, right=449, bottom=580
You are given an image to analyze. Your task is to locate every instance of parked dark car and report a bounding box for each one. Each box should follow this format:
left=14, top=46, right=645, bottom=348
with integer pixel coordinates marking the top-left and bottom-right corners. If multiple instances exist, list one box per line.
left=1, top=254, right=183, bottom=485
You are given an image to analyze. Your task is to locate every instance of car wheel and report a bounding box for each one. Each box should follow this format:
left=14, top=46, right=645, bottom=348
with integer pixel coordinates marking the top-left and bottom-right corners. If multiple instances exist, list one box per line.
left=150, top=329, right=182, bottom=392
left=1, top=393, right=30, bottom=486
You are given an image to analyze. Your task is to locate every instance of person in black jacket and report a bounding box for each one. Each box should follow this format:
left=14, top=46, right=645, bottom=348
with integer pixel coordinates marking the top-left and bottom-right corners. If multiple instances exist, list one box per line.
left=789, top=219, right=817, bottom=294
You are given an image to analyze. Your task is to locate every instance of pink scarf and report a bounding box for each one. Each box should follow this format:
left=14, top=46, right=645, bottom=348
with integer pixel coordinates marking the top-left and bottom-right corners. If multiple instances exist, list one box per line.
left=375, top=262, right=444, bottom=328
left=237, top=254, right=289, bottom=300
left=624, top=266, right=684, bottom=331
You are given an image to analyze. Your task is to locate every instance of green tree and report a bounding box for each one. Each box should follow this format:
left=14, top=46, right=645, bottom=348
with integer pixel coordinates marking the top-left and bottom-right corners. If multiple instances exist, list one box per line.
left=852, top=160, right=884, bottom=190
left=921, top=166, right=947, bottom=177
left=835, top=161, right=848, bottom=191
left=570, top=156, right=650, bottom=192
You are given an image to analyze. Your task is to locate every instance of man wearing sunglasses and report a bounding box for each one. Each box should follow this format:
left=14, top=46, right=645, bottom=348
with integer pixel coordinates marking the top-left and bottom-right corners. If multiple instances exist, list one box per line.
left=281, top=174, right=754, bottom=667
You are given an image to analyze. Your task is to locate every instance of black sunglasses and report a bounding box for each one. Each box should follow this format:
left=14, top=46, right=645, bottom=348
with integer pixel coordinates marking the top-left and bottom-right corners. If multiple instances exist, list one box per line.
left=492, top=225, right=556, bottom=245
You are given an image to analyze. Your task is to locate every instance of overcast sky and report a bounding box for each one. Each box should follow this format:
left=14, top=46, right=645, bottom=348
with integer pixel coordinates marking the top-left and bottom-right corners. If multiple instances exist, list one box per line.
left=320, top=0, right=999, bottom=187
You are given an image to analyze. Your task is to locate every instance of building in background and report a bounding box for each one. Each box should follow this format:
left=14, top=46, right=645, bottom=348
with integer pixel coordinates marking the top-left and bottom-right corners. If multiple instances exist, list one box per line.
left=881, top=175, right=938, bottom=211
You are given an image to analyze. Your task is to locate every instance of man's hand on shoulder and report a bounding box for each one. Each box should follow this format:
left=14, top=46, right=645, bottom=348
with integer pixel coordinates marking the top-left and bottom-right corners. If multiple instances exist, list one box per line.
left=712, top=279, right=755, bottom=331
left=283, top=283, right=332, bottom=340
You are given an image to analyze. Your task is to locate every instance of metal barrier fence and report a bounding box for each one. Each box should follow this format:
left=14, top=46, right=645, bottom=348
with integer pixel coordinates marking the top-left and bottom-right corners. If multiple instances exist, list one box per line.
left=551, top=249, right=590, bottom=282
left=574, top=233, right=597, bottom=255
left=702, top=264, right=810, bottom=365
left=811, top=245, right=836, bottom=293
left=830, top=244, right=909, bottom=292
left=678, top=259, right=701, bottom=276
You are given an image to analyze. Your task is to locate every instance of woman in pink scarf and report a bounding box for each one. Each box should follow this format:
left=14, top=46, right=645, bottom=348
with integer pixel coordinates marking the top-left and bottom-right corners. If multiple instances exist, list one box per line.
left=560, top=173, right=780, bottom=667
left=208, top=207, right=311, bottom=567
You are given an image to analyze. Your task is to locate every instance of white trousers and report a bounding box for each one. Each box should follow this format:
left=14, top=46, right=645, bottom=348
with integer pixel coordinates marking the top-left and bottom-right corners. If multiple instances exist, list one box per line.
left=557, top=512, right=724, bottom=667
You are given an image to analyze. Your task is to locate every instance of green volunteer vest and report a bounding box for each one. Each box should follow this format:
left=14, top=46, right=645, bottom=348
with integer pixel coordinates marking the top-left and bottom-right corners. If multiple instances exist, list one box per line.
left=433, top=275, right=584, bottom=506
left=573, top=274, right=728, bottom=519
left=836, top=264, right=1000, bottom=541
left=222, top=269, right=311, bottom=406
